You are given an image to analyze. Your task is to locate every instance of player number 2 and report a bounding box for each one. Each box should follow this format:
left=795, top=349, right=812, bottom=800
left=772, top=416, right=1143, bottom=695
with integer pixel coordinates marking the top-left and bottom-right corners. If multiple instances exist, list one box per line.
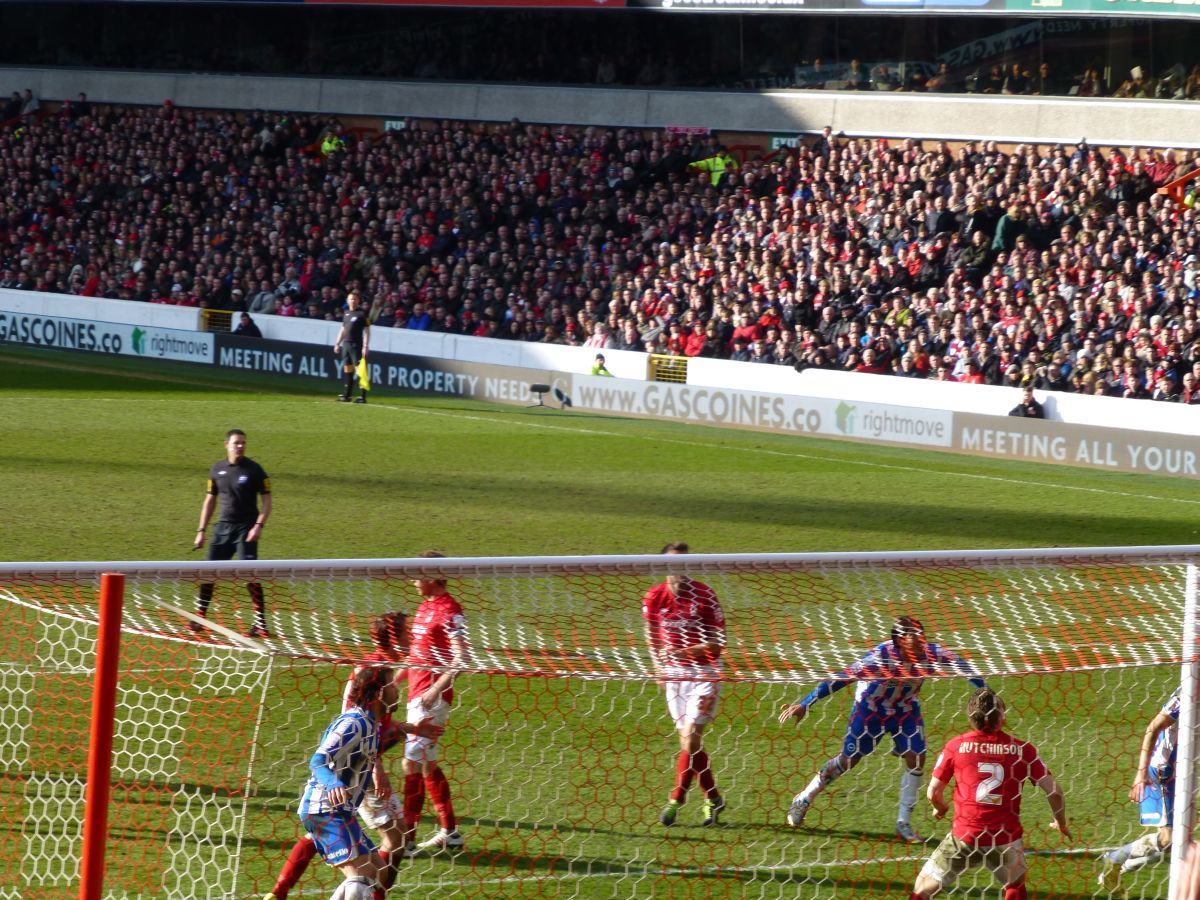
left=975, top=762, right=1004, bottom=805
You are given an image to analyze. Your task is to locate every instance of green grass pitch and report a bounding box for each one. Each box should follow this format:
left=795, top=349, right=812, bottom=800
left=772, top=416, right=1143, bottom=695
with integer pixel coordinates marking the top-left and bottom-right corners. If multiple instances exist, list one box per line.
left=2, top=344, right=1199, bottom=899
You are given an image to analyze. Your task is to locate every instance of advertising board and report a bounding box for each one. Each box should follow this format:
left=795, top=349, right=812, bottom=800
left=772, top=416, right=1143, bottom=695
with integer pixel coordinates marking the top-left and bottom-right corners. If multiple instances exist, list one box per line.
left=0, top=311, right=213, bottom=364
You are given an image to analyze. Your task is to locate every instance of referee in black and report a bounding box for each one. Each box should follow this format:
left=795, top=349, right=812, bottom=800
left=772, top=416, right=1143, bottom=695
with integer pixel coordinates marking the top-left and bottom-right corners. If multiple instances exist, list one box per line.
left=334, top=290, right=369, bottom=403
left=192, top=428, right=272, bottom=637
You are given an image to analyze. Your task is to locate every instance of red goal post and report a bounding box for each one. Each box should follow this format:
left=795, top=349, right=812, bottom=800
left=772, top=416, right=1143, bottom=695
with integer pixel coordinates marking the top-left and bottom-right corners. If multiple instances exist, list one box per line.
left=0, top=546, right=1197, bottom=899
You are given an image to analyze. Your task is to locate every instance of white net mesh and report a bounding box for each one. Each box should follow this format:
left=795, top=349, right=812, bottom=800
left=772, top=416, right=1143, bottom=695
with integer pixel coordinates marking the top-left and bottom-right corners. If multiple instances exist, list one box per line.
left=0, top=548, right=1196, bottom=899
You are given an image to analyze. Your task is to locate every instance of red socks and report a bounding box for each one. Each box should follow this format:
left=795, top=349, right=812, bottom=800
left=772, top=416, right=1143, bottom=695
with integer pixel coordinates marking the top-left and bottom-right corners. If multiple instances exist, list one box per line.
left=692, top=749, right=718, bottom=798
left=1004, top=884, right=1028, bottom=900
left=670, top=750, right=719, bottom=803
left=403, top=773, right=426, bottom=845
left=671, top=751, right=694, bottom=803
left=425, top=767, right=457, bottom=832
left=377, top=848, right=397, bottom=890
left=271, top=836, right=317, bottom=899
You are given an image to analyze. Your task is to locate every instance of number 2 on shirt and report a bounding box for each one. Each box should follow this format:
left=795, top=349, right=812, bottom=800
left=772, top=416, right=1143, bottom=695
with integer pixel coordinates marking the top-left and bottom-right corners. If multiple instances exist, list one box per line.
left=975, top=762, right=1004, bottom=805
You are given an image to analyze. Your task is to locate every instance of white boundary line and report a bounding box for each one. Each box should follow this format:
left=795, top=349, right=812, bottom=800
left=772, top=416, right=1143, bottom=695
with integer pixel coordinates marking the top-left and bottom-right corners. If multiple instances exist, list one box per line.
left=391, top=403, right=1200, bottom=509
left=269, top=844, right=1114, bottom=895
left=154, top=600, right=271, bottom=654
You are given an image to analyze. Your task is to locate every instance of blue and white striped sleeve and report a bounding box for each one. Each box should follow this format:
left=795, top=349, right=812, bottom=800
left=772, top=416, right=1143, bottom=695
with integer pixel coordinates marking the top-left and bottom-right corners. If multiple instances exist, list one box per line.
left=936, top=645, right=986, bottom=689
left=799, top=648, right=875, bottom=708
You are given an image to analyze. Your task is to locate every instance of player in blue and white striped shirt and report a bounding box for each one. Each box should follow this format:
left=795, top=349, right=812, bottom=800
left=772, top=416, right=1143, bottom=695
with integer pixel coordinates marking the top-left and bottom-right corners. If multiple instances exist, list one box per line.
left=295, top=665, right=439, bottom=900
left=777, top=616, right=986, bottom=843
left=1097, top=685, right=1182, bottom=897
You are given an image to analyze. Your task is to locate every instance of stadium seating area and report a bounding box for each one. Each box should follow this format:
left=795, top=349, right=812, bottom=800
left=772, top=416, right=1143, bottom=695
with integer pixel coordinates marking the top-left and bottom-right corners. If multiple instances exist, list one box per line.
left=2, top=100, right=1200, bottom=401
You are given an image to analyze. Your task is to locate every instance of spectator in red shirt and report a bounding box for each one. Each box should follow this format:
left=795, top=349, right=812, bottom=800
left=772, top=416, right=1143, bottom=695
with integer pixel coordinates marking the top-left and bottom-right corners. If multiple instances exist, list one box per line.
left=728, top=312, right=762, bottom=352
left=910, top=688, right=1070, bottom=900
left=683, top=321, right=707, bottom=357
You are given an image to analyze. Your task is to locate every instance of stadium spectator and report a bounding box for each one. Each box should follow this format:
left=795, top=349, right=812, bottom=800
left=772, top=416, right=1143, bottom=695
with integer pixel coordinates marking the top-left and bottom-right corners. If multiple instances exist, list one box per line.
left=403, top=551, right=468, bottom=855
left=1008, top=387, right=1046, bottom=418
left=18, top=88, right=38, bottom=119
left=909, top=688, right=1070, bottom=900
left=233, top=312, right=263, bottom=338
left=334, top=291, right=369, bottom=404
left=1097, top=686, right=1181, bottom=897
left=192, top=429, right=271, bottom=638
left=645, top=542, right=727, bottom=828
left=778, top=617, right=986, bottom=843
left=1002, top=63, right=1031, bottom=95
left=2, top=101, right=1199, bottom=413
left=1, top=91, right=20, bottom=121
left=1030, top=62, right=1062, bottom=96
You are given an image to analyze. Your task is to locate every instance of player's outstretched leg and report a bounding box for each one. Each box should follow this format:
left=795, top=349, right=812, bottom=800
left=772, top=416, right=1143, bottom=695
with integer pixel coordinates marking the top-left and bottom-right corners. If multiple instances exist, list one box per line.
left=265, top=835, right=318, bottom=899
left=896, top=762, right=924, bottom=843
left=788, top=755, right=848, bottom=826
left=1120, top=830, right=1168, bottom=871
left=1099, top=829, right=1164, bottom=897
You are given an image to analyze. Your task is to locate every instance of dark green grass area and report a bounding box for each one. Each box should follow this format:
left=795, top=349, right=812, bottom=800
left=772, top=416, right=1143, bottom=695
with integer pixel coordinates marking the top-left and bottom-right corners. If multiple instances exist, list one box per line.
left=1, top=345, right=1196, bottom=898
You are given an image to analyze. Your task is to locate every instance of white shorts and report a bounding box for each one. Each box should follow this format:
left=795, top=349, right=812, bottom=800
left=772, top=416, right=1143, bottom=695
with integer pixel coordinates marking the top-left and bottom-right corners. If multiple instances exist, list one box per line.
left=357, top=790, right=402, bottom=829
left=664, top=677, right=721, bottom=728
left=405, top=695, right=452, bottom=763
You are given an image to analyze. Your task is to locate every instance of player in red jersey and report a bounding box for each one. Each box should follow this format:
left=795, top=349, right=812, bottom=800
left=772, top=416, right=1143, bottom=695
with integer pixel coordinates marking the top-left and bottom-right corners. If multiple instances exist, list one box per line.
left=643, top=542, right=727, bottom=828
left=402, top=551, right=469, bottom=855
left=264, top=612, right=446, bottom=900
left=910, top=688, right=1070, bottom=900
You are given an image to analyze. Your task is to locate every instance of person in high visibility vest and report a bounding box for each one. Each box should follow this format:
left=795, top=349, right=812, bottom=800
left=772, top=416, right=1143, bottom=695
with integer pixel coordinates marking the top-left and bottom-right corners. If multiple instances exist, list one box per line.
left=689, top=146, right=738, bottom=187
left=321, top=131, right=346, bottom=157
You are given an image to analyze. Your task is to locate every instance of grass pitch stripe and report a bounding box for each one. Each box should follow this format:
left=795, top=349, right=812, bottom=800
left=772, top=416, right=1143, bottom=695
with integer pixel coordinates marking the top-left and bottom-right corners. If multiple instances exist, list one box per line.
left=391, top=404, right=1200, bottom=508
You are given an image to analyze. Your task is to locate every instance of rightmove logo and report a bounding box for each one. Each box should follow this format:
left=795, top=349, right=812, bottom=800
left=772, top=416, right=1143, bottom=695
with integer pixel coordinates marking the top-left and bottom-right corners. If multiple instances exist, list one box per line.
left=836, top=401, right=856, bottom=434
left=131, top=327, right=146, bottom=354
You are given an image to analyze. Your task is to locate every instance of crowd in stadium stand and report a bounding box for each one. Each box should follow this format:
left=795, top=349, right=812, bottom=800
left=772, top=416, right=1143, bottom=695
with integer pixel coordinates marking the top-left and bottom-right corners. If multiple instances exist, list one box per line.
left=3, top=100, right=1200, bottom=402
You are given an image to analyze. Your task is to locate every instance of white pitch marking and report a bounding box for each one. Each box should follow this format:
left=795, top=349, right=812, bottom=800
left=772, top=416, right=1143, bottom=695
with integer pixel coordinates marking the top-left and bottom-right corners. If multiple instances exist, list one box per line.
left=385, top=404, right=1200, bottom=508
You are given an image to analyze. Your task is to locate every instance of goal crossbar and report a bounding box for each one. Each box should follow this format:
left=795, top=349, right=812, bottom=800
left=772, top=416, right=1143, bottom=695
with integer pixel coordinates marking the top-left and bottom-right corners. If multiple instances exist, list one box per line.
left=2, top=542, right=1200, bottom=581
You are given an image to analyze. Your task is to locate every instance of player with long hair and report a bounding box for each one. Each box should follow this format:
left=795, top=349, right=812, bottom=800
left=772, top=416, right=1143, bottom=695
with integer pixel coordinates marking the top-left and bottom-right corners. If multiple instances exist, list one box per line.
left=910, top=688, right=1070, bottom=900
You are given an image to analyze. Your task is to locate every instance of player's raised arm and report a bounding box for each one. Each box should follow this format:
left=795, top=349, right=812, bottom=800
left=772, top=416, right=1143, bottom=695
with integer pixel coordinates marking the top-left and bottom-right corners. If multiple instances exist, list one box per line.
left=778, top=652, right=866, bottom=724
left=936, top=644, right=987, bottom=689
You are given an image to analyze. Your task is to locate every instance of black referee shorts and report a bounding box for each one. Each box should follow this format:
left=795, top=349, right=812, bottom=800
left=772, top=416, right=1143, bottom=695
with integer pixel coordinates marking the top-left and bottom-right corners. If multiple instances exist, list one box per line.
left=207, top=522, right=260, bottom=561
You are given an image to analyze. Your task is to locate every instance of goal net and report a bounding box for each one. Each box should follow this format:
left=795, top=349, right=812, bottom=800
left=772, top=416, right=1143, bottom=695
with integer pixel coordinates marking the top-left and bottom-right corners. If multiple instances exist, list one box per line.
left=0, top=548, right=1196, bottom=900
